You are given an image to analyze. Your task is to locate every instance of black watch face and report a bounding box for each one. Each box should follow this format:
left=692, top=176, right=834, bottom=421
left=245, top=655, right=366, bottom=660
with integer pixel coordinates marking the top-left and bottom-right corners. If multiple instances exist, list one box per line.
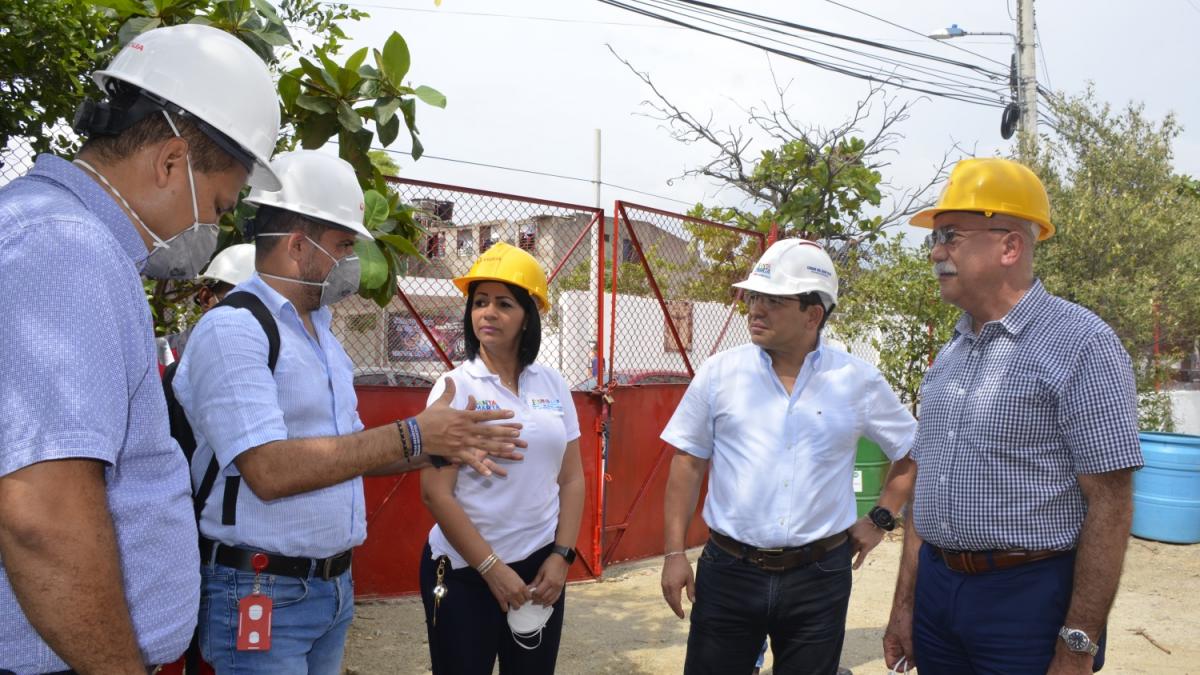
left=1066, top=631, right=1089, bottom=651
left=870, top=507, right=895, bottom=530
left=555, top=546, right=576, bottom=564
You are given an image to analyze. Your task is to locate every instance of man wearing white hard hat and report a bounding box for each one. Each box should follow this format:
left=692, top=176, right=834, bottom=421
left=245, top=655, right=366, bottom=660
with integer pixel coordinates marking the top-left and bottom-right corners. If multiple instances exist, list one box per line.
left=0, top=24, right=281, bottom=674
left=659, top=239, right=917, bottom=674
left=173, top=150, right=525, bottom=672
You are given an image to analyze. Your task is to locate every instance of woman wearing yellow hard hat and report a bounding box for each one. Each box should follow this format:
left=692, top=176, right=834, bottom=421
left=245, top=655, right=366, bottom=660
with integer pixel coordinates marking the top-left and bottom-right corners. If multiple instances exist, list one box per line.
left=418, top=242, right=584, bottom=674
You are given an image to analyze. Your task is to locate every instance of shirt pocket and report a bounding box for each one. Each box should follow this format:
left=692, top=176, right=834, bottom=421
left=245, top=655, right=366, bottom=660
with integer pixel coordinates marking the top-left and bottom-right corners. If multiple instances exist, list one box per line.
left=794, top=404, right=860, bottom=462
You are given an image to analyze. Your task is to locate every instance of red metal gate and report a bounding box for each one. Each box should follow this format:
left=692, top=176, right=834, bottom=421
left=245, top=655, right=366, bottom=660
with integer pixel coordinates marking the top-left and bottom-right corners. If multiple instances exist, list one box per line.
left=600, top=202, right=764, bottom=565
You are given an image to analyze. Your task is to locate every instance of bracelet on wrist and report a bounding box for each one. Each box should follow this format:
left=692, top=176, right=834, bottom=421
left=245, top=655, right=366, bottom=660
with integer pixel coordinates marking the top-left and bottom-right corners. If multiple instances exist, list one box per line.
left=405, top=417, right=423, bottom=458
left=394, top=419, right=412, bottom=460
left=664, top=550, right=686, bottom=559
left=476, top=552, right=500, bottom=575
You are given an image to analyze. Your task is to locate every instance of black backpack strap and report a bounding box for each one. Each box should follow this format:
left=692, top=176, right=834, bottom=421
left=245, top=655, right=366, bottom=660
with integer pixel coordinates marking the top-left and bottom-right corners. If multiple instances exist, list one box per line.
left=193, top=291, right=281, bottom=526
left=162, top=361, right=196, bottom=461
left=216, top=291, right=281, bottom=371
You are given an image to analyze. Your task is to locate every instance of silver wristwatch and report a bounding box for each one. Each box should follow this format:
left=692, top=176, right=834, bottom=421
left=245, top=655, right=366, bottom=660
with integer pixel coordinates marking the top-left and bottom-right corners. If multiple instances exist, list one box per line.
left=1059, top=626, right=1099, bottom=656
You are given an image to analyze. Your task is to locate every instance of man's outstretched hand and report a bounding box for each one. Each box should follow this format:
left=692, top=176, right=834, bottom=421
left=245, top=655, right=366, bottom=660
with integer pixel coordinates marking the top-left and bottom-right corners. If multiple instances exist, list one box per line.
left=414, top=378, right=526, bottom=476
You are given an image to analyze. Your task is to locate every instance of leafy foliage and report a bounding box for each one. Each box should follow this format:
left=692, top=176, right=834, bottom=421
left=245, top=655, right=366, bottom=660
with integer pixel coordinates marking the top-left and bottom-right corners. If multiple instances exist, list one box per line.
left=834, top=234, right=959, bottom=411
left=1029, top=86, right=1200, bottom=426
left=0, top=0, right=110, bottom=153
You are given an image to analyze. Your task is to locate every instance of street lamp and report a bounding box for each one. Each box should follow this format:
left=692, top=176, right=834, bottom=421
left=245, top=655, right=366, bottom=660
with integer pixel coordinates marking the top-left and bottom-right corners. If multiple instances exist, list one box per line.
left=928, top=23, right=1016, bottom=44
left=928, top=23, right=1026, bottom=142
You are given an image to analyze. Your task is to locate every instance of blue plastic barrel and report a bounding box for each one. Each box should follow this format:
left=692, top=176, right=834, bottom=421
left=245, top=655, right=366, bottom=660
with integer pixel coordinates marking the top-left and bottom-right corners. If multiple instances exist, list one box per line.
left=1132, top=431, right=1200, bottom=544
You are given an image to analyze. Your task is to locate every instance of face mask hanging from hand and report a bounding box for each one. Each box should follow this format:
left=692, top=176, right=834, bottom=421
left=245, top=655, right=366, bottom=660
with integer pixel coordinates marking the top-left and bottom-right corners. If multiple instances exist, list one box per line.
left=506, top=599, right=554, bottom=651
left=257, top=234, right=361, bottom=307
left=74, top=111, right=220, bottom=280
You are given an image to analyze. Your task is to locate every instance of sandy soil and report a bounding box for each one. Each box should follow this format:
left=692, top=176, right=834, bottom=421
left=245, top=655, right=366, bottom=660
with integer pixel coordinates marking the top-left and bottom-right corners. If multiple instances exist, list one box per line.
left=344, top=534, right=1200, bottom=674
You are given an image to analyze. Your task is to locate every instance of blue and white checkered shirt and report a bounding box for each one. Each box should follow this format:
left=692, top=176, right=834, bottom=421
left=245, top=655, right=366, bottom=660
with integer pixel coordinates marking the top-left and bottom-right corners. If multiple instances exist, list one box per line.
left=0, top=155, right=200, bottom=672
left=912, top=280, right=1143, bottom=552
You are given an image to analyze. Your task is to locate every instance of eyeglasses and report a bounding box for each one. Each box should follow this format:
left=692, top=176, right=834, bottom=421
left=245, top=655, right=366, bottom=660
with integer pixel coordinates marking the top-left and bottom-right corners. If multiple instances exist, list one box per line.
left=924, top=227, right=1013, bottom=250
left=745, top=291, right=801, bottom=309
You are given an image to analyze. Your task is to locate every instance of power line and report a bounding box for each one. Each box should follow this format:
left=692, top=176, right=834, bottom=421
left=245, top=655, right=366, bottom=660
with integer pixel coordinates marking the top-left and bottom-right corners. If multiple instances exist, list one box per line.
left=599, top=0, right=1009, bottom=108
left=649, top=0, right=1009, bottom=99
left=819, top=0, right=1010, bottom=69
left=329, top=1, right=684, bottom=28
left=358, top=143, right=697, bottom=206
left=1035, top=28, right=1053, bottom=93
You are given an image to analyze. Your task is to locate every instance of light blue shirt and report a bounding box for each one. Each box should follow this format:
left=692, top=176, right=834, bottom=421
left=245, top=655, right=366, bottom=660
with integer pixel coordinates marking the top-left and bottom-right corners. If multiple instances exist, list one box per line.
left=661, top=341, right=916, bottom=548
left=0, top=155, right=199, bottom=673
left=174, top=274, right=367, bottom=559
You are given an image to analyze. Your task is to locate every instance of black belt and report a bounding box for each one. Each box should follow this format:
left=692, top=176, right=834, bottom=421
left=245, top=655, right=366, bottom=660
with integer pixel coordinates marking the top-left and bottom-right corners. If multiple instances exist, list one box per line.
left=200, top=537, right=352, bottom=580
left=709, top=530, right=848, bottom=572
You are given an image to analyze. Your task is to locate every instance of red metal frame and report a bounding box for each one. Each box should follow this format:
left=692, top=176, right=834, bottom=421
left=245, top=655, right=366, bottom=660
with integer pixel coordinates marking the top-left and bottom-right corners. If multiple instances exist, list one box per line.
left=617, top=201, right=695, bottom=377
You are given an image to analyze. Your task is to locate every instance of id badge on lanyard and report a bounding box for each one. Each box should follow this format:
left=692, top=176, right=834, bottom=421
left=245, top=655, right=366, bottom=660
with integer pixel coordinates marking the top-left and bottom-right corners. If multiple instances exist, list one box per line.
left=236, top=553, right=274, bottom=651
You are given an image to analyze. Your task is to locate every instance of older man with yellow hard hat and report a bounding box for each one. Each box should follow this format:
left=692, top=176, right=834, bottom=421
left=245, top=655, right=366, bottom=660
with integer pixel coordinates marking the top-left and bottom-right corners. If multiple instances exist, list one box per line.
left=882, top=158, right=1143, bottom=675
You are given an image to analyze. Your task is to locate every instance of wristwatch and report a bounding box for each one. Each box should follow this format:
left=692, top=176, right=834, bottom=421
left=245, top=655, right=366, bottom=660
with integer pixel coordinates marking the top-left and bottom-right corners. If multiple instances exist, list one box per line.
left=868, top=505, right=897, bottom=532
left=1059, top=626, right=1099, bottom=656
left=551, top=544, right=577, bottom=565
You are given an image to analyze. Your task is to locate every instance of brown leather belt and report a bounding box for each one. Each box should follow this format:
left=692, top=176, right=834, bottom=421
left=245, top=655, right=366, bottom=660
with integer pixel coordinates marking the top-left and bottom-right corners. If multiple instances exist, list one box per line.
left=932, top=545, right=1072, bottom=575
left=709, top=530, right=848, bottom=572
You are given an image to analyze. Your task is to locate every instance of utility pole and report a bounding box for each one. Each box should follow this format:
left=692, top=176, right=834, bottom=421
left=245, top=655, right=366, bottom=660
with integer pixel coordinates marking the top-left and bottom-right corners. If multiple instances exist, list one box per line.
left=1016, top=0, right=1038, bottom=154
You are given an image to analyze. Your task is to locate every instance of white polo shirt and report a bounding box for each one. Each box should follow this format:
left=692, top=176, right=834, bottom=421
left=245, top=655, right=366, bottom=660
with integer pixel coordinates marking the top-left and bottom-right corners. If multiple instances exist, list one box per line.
left=661, top=341, right=915, bottom=549
left=426, top=358, right=580, bottom=569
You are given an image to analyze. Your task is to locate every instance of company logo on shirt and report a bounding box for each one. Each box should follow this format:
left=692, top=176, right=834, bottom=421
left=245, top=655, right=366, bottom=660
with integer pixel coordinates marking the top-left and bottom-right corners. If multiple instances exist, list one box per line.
left=474, top=399, right=502, bottom=411
left=752, top=262, right=772, bottom=278
left=529, top=397, right=563, bottom=412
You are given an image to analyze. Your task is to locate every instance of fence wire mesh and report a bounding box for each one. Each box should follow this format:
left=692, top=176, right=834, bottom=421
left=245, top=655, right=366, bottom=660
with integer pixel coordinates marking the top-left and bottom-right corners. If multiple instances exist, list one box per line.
left=0, top=139, right=37, bottom=189
left=606, top=202, right=766, bottom=385
left=332, top=178, right=605, bottom=390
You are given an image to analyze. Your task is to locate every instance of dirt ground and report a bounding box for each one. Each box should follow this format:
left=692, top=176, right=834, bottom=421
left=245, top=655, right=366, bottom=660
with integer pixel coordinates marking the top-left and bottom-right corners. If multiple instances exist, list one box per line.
left=344, top=534, right=1200, bottom=674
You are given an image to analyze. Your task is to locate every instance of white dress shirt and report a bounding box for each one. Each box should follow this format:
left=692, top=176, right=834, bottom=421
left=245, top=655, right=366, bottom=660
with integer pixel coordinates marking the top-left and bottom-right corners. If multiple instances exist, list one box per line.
left=661, top=341, right=915, bottom=548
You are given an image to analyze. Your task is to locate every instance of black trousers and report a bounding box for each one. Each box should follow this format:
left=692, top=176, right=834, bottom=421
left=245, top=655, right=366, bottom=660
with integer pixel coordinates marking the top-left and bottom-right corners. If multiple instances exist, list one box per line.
left=684, top=539, right=853, bottom=675
left=420, top=542, right=566, bottom=675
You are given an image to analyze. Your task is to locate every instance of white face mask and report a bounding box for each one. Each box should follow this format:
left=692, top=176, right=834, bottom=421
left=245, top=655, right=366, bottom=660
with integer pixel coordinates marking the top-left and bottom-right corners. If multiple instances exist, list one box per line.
left=257, top=234, right=361, bottom=307
left=73, top=111, right=219, bottom=280
left=506, top=598, right=554, bottom=651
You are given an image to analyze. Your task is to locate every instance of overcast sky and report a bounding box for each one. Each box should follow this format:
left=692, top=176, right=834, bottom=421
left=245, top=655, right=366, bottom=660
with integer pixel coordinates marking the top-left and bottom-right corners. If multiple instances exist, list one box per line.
left=326, top=0, right=1200, bottom=230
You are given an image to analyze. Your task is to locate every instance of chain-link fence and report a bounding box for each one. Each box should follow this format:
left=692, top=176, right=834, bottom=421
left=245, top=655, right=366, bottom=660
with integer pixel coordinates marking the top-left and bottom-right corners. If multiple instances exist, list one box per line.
left=0, top=139, right=37, bottom=188
left=605, top=202, right=767, bottom=383
left=332, top=178, right=605, bottom=390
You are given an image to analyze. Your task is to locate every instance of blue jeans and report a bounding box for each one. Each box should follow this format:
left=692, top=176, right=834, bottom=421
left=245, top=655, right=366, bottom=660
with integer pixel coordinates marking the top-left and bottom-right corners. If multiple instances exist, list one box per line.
left=684, top=539, right=853, bottom=675
left=913, top=543, right=1106, bottom=674
left=199, top=561, right=355, bottom=675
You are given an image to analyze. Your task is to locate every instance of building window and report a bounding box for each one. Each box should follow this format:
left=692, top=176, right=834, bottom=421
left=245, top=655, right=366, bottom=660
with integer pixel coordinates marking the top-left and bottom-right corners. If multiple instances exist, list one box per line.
left=425, top=232, right=445, bottom=258
left=479, top=225, right=494, bottom=253
left=456, top=229, right=475, bottom=256
left=621, top=237, right=638, bottom=263
left=518, top=222, right=537, bottom=253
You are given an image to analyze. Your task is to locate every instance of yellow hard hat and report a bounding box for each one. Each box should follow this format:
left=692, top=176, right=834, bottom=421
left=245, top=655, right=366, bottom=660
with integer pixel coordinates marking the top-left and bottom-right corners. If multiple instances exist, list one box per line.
left=911, top=157, right=1055, bottom=240
left=453, top=242, right=550, bottom=312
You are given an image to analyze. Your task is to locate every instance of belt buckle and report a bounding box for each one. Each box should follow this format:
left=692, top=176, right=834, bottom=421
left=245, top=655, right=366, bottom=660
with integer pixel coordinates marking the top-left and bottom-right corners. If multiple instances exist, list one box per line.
left=321, top=557, right=334, bottom=580
left=751, top=547, right=785, bottom=571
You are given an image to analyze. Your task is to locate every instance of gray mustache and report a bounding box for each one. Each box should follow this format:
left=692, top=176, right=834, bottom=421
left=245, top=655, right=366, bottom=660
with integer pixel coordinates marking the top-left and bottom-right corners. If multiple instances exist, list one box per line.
left=933, top=261, right=957, bottom=277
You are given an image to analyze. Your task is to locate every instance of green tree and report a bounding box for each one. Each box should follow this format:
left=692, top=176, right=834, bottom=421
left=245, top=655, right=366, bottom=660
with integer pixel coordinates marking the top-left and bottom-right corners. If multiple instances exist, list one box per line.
left=1029, top=86, right=1200, bottom=429
left=0, top=0, right=109, bottom=153
left=834, top=234, right=959, bottom=411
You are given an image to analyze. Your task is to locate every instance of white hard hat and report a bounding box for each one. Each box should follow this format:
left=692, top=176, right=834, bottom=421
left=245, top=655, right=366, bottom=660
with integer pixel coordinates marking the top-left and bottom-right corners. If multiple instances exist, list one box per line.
left=733, top=239, right=839, bottom=310
left=243, top=150, right=373, bottom=240
left=200, top=243, right=256, bottom=287
left=92, top=24, right=281, bottom=190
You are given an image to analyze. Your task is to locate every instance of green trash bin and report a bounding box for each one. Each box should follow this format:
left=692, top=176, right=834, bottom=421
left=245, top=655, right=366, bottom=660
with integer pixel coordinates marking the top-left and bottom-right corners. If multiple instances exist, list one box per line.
left=854, top=437, right=889, bottom=517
